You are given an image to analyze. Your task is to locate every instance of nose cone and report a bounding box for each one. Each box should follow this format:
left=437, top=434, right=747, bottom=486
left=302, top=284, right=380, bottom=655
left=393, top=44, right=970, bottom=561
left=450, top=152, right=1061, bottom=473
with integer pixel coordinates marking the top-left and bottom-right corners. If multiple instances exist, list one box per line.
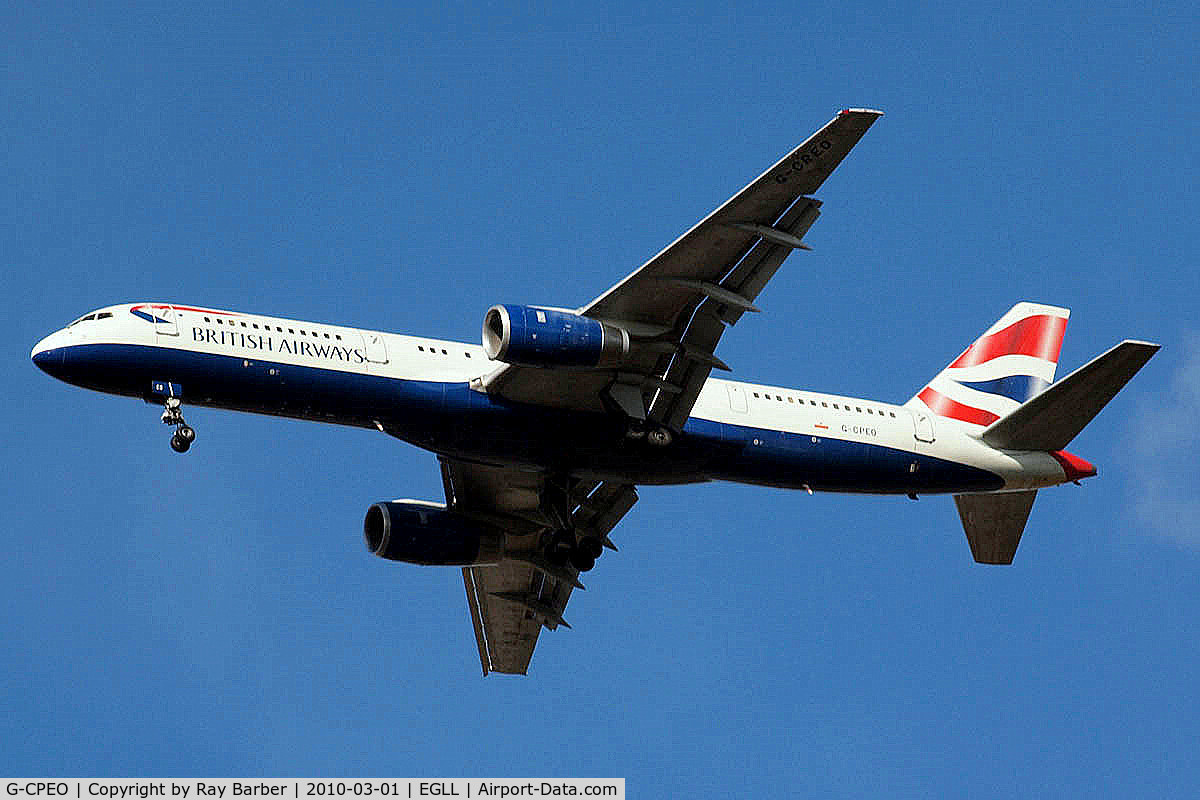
left=31, top=332, right=68, bottom=378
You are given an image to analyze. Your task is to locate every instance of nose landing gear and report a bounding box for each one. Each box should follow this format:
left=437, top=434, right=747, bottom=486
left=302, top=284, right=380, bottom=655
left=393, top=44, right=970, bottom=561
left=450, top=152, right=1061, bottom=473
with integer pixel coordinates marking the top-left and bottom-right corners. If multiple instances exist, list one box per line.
left=162, top=397, right=197, bottom=453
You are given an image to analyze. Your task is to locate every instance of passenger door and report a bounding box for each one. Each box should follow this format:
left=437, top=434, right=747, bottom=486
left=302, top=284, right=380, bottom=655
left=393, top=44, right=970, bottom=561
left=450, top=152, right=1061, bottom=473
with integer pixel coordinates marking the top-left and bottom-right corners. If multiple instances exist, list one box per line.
left=910, top=408, right=935, bottom=443
left=361, top=332, right=388, bottom=364
left=727, top=384, right=748, bottom=413
left=152, top=305, right=179, bottom=339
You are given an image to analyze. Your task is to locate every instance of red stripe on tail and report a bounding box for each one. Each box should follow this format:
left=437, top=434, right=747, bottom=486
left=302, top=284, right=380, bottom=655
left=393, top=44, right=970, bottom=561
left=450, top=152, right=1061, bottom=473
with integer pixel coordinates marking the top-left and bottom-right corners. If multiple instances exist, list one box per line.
left=949, top=315, right=1067, bottom=369
left=917, top=387, right=1000, bottom=426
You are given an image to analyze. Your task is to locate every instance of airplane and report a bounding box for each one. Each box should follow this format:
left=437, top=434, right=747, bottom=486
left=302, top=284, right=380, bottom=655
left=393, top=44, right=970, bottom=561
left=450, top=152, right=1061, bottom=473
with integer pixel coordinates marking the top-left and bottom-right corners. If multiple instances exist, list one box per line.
left=31, top=109, right=1159, bottom=675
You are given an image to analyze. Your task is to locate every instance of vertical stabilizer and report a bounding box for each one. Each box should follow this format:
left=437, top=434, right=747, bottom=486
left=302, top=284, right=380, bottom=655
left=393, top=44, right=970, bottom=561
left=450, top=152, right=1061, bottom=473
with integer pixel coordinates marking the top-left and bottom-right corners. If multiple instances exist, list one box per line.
left=906, top=303, right=1069, bottom=430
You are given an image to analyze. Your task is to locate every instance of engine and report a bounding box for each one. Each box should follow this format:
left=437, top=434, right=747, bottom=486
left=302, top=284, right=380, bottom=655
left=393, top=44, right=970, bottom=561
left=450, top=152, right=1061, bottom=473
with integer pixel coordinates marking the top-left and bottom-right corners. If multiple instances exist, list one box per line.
left=482, top=304, right=629, bottom=367
left=363, top=500, right=503, bottom=566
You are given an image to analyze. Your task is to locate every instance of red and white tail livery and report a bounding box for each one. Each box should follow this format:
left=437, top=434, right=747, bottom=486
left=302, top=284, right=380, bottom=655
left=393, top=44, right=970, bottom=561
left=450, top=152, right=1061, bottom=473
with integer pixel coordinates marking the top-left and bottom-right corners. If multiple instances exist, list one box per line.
left=907, top=302, right=1071, bottom=428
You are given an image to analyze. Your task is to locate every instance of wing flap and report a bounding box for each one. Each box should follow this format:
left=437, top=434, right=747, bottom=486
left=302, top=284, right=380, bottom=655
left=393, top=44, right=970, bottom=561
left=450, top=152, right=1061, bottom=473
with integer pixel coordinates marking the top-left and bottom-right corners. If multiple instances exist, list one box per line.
left=650, top=197, right=824, bottom=429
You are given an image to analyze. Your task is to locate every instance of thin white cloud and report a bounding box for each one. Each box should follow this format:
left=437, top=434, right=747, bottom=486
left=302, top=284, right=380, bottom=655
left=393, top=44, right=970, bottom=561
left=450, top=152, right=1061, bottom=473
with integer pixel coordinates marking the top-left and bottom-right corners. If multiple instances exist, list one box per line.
left=1129, top=332, right=1200, bottom=546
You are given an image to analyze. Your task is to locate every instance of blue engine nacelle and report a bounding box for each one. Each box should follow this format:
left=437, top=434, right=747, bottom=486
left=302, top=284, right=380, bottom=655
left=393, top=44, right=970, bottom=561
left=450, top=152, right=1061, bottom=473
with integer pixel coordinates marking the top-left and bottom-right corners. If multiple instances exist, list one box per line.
left=482, top=304, right=630, bottom=367
left=364, top=501, right=503, bottom=566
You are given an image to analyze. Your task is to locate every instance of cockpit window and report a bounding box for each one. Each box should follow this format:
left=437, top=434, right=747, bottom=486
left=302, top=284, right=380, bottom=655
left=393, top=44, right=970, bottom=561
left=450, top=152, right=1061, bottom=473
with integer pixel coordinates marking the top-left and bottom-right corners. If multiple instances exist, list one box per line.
left=68, top=311, right=114, bottom=326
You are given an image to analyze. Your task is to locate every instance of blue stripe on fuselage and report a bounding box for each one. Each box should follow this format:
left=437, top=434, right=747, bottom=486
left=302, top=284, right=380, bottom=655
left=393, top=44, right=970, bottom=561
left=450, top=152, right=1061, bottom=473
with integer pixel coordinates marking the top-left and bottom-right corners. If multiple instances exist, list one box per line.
left=44, top=342, right=1003, bottom=495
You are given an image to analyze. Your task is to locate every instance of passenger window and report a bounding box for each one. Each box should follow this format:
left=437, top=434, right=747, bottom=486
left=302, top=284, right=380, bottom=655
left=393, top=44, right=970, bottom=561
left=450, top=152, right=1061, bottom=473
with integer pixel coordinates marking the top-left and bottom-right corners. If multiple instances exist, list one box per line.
left=788, top=397, right=794, bottom=403
left=753, top=393, right=760, bottom=398
left=821, top=402, right=828, bottom=408
left=418, top=346, right=424, bottom=352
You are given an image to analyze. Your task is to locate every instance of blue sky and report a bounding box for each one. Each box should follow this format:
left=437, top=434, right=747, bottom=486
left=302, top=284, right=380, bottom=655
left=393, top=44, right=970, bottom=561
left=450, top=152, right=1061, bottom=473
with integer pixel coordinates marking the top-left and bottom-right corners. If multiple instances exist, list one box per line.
left=4, top=1, right=1198, bottom=794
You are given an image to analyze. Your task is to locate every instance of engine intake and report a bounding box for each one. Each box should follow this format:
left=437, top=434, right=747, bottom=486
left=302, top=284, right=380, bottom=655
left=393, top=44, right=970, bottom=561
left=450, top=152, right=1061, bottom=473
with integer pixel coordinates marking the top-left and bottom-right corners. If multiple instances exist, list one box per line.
left=482, top=304, right=629, bottom=368
left=364, top=501, right=503, bottom=566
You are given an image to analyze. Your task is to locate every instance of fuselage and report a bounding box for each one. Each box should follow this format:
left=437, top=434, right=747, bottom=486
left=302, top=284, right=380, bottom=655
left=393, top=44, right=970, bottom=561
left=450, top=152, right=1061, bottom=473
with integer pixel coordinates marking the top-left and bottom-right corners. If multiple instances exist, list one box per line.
left=31, top=303, right=1080, bottom=494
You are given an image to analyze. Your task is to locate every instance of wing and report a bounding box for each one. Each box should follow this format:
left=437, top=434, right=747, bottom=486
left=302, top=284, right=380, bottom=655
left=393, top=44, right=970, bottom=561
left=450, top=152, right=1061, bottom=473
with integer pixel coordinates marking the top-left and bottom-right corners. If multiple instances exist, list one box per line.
left=478, top=109, right=883, bottom=425
left=440, top=457, right=637, bottom=675
left=582, top=108, right=883, bottom=328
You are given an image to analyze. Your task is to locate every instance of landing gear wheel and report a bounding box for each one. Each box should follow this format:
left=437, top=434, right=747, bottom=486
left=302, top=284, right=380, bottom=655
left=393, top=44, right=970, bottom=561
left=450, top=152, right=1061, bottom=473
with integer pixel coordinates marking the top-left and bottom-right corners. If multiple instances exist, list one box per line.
left=569, top=548, right=596, bottom=572
left=544, top=530, right=575, bottom=567
left=625, top=421, right=647, bottom=440
left=580, top=536, right=604, bottom=560
left=647, top=427, right=673, bottom=447
left=161, top=396, right=196, bottom=453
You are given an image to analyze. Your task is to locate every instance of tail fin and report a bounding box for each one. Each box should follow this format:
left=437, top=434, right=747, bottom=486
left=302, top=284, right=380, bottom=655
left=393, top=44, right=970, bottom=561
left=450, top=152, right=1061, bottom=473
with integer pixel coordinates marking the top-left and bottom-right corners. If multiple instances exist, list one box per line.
left=906, top=302, right=1070, bottom=429
left=982, top=339, right=1160, bottom=451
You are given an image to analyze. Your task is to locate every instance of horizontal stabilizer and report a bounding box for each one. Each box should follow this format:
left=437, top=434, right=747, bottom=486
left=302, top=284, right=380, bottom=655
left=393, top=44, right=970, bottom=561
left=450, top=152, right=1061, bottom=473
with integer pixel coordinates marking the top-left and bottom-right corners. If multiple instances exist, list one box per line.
left=955, top=490, right=1038, bottom=564
left=982, top=340, right=1160, bottom=451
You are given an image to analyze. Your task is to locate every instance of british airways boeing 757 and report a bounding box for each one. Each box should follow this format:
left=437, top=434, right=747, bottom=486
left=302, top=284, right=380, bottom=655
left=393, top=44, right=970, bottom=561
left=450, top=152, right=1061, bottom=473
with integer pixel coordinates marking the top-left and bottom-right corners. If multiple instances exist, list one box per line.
left=31, top=109, right=1158, bottom=675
